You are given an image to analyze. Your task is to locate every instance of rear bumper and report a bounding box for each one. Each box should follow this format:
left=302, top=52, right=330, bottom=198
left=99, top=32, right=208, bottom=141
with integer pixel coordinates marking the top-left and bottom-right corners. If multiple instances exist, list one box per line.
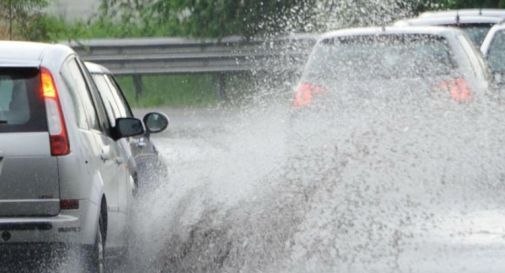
left=0, top=214, right=80, bottom=244
left=0, top=199, right=99, bottom=246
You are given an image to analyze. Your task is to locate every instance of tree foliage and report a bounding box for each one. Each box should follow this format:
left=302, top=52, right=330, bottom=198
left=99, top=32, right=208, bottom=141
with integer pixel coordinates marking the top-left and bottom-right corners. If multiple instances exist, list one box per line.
left=0, top=0, right=47, bottom=39
left=99, top=0, right=505, bottom=39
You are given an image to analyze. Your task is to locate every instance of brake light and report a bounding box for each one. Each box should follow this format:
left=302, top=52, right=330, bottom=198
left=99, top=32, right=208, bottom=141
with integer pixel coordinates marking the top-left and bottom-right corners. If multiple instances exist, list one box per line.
left=436, top=77, right=472, bottom=103
left=60, top=199, right=79, bottom=210
left=41, top=67, right=70, bottom=156
left=293, top=83, right=324, bottom=108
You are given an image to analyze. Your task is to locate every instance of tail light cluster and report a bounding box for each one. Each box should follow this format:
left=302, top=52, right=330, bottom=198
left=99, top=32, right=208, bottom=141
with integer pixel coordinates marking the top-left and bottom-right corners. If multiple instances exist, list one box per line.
left=293, top=82, right=325, bottom=108
left=435, top=77, right=472, bottom=103
left=40, top=67, right=70, bottom=156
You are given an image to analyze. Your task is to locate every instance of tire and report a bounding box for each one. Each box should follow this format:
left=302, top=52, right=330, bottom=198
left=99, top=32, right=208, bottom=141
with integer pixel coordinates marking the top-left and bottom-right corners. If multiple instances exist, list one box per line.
left=83, top=212, right=106, bottom=273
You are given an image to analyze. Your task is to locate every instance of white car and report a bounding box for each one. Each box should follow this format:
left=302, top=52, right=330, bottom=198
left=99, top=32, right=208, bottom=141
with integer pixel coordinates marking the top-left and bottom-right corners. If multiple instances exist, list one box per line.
left=419, top=9, right=505, bottom=19
left=394, top=15, right=501, bottom=45
left=0, top=41, right=167, bottom=272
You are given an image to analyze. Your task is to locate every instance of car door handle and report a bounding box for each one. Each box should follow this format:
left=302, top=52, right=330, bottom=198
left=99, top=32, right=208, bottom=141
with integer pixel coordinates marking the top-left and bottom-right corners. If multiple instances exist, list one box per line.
left=100, top=146, right=112, bottom=162
left=0, top=151, right=3, bottom=161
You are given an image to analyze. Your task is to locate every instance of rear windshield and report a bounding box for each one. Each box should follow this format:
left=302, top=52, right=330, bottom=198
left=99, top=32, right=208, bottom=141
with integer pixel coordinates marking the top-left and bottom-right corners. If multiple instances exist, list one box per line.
left=303, top=34, right=456, bottom=82
left=0, top=68, right=47, bottom=133
left=487, top=30, right=505, bottom=73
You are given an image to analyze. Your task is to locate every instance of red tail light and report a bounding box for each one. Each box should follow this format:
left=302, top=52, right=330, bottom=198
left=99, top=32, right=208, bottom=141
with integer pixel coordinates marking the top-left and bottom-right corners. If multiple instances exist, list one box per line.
left=60, top=199, right=79, bottom=210
left=41, top=67, right=70, bottom=156
left=436, top=77, right=472, bottom=103
left=293, top=82, right=324, bottom=108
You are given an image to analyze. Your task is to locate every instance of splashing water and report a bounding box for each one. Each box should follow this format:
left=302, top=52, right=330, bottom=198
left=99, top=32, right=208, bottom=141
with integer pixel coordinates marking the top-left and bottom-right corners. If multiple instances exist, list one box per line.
left=110, top=1, right=505, bottom=272
left=115, top=77, right=505, bottom=273
left=77, top=2, right=505, bottom=273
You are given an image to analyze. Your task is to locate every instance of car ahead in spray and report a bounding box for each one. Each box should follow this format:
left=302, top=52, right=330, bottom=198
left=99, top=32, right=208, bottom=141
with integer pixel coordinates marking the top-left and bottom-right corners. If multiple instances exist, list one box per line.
left=394, top=15, right=502, bottom=46
left=85, top=62, right=169, bottom=188
left=291, top=26, right=492, bottom=129
left=419, top=9, right=505, bottom=20
left=0, top=42, right=166, bottom=272
left=480, top=22, right=505, bottom=86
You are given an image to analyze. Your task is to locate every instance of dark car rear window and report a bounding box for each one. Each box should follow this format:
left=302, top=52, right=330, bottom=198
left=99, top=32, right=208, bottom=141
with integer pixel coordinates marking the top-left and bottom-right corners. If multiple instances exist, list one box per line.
left=0, top=67, right=47, bottom=133
left=304, top=34, right=456, bottom=82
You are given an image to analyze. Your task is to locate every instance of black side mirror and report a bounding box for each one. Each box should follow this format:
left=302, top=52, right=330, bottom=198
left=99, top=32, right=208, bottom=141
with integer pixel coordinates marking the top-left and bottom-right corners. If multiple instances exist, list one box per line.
left=114, top=118, right=144, bottom=140
left=143, top=112, right=169, bottom=136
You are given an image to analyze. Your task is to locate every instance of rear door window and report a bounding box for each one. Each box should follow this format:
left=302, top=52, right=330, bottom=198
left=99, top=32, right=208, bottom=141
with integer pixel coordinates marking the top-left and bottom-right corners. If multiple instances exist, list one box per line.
left=92, top=74, right=122, bottom=127
left=92, top=73, right=134, bottom=127
left=0, top=67, right=47, bottom=133
left=61, top=58, right=100, bottom=130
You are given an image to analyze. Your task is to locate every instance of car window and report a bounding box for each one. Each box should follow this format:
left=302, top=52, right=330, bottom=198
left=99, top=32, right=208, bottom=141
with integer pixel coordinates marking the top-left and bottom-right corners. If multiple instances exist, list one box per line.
left=305, top=34, right=456, bottom=82
left=76, top=59, right=112, bottom=135
left=487, top=30, right=505, bottom=73
left=104, top=75, right=133, bottom=118
left=61, top=58, right=99, bottom=130
left=456, top=24, right=494, bottom=46
left=0, top=67, right=47, bottom=133
left=92, top=74, right=122, bottom=127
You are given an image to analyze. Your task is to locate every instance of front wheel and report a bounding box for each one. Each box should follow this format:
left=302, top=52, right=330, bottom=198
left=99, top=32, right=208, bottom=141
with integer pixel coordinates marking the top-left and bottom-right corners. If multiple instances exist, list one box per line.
left=82, top=213, right=106, bottom=273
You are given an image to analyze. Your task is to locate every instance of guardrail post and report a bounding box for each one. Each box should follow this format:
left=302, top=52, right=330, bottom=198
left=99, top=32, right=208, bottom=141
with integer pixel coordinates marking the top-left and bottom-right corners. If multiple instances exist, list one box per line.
left=133, top=75, right=143, bottom=101
left=217, top=73, right=228, bottom=101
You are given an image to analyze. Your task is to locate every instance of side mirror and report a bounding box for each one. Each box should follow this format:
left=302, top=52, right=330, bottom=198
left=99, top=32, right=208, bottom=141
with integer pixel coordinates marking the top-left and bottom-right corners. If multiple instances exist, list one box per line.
left=143, top=112, right=169, bottom=136
left=115, top=118, right=144, bottom=139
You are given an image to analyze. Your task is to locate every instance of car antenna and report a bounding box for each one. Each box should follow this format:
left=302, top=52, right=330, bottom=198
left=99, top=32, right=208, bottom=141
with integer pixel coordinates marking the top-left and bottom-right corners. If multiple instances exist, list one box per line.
left=456, top=10, right=460, bottom=25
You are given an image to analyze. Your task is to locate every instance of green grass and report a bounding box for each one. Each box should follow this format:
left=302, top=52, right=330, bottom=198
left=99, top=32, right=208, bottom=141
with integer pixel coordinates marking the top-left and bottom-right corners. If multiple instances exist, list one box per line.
left=115, top=74, right=221, bottom=108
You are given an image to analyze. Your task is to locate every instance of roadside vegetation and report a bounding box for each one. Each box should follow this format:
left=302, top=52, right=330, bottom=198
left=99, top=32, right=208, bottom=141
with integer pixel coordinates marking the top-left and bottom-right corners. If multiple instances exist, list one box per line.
left=1, top=0, right=504, bottom=107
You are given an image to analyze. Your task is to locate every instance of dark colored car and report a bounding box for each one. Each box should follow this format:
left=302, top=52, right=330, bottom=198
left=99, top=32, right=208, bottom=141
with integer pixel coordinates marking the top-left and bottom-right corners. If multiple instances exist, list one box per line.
left=85, top=62, right=169, bottom=187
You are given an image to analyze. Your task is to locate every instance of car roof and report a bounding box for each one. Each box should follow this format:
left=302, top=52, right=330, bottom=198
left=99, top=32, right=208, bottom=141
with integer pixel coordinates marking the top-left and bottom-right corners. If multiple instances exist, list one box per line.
left=394, top=15, right=502, bottom=27
left=419, top=9, right=505, bottom=19
left=0, top=41, right=73, bottom=67
left=84, top=61, right=112, bottom=75
left=320, top=26, right=460, bottom=40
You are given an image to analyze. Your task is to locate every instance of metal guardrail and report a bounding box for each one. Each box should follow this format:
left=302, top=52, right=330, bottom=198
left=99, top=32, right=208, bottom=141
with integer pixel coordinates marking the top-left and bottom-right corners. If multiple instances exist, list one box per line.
left=68, top=34, right=319, bottom=76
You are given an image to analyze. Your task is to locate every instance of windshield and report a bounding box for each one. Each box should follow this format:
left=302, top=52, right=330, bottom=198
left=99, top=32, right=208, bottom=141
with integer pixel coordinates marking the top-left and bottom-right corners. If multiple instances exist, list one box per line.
left=303, top=34, right=456, bottom=83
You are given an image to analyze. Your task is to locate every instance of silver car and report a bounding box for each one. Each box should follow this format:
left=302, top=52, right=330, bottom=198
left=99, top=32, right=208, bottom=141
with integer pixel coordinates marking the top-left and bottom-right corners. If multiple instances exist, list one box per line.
left=0, top=41, right=167, bottom=272
left=292, top=26, right=491, bottom=113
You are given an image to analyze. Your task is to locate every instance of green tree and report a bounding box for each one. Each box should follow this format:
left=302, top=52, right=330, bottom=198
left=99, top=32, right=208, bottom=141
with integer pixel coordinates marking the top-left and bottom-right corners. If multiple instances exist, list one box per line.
left=99, top=0, right=505, bottom=39
left=100, top=0, right=321, bottom=38
left=0, top=0, right=47, bottom=40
